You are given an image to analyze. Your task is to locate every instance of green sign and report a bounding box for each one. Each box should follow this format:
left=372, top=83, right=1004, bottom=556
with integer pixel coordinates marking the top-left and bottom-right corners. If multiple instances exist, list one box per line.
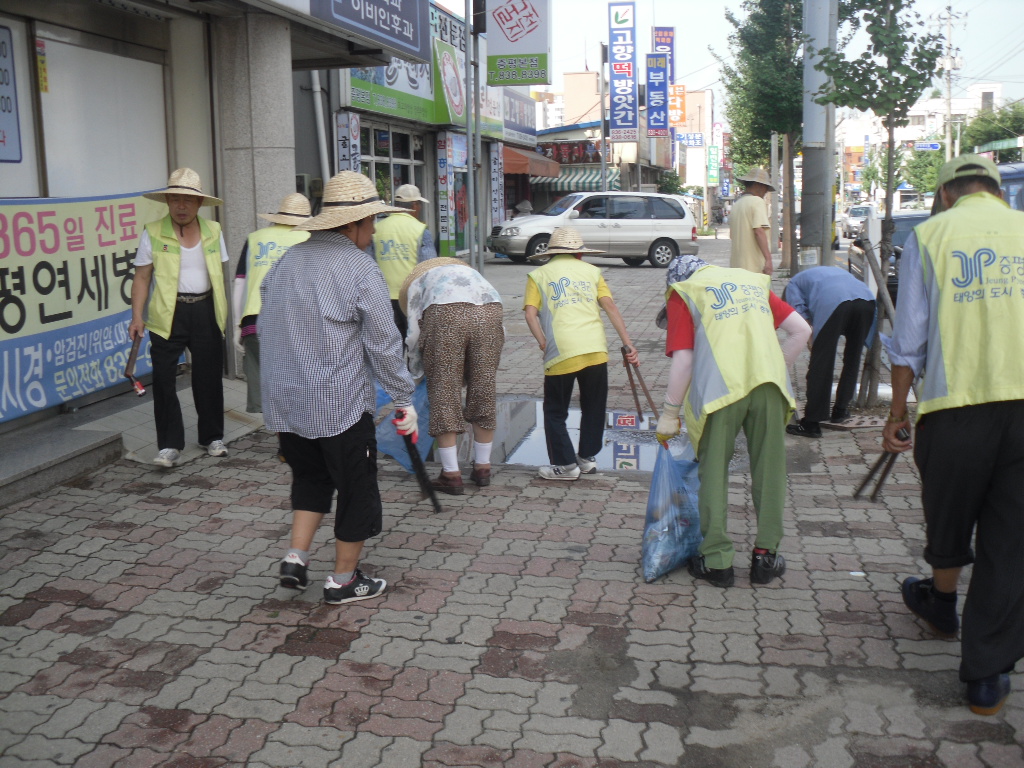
left=486, top=54, right=550, bottom=87
left=975, top=137, right=1024, bottom=153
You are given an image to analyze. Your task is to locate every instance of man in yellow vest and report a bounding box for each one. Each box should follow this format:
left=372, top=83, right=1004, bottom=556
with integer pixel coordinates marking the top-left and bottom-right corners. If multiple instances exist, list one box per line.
left=372, top=183, right=437, bottom=337
left=655, top=255, right=810, bottom=588
left=884, top=155, right=1024, bottom=716
left=523, top=226, right=639, bottom=480
left=232, top=193, right=311, bottom=413
left=129, top=168, right=230, bottom=468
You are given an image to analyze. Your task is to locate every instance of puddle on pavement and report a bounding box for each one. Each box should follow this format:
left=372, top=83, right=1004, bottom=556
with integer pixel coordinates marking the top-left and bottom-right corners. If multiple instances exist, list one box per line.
left=454, top=398, right=749, bottom=474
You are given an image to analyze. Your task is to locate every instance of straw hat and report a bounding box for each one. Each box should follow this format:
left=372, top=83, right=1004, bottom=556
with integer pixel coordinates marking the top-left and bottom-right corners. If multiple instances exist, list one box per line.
left=536, top=226, right=605, bottom=257
left=296, top=171, right=404, bottom=231
left=259, top=193, right=312, bottom=226
left=394, top=184, right=428, bottom=204
left=144, top=167, right=223, bottom=206
left=398, top=257, right=469, bottom=315
left=735, top=167, right=775, bottom=191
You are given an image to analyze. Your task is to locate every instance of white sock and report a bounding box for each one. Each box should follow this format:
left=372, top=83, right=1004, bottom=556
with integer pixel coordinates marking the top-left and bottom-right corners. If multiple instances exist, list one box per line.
left=473, top=441, right=492, bottom=465
left=439, top=445, right=460, bottom=472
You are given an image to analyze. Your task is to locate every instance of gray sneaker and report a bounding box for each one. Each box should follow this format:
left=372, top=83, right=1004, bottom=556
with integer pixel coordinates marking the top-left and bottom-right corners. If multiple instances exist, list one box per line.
left=538, top=463, right=581, bottom=480
left=205, top=440, right=228, bottom=457
left=576, top=455, right=598, bottom=474
left=153, top=448, right=180, bottom=467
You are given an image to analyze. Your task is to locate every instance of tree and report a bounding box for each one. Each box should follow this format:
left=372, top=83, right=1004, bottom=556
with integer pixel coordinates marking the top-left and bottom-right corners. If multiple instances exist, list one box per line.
left=657, top=170, right=684, bottom=195
left=812, top=0, right=941, bottom=407
left=961, top=103, right=1024, bottom=163
left=902, top=145, right=944, bottom=203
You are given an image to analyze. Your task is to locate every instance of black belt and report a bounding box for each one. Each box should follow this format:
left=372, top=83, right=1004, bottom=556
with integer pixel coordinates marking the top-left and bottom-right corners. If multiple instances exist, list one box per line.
left=177, top=291, right=212, bottom=304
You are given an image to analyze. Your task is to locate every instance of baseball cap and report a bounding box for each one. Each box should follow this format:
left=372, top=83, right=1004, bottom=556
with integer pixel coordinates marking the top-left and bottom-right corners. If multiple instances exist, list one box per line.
left=394, top=184, right=428, bottom=204
left=936, top=154, right=1001, bottom=189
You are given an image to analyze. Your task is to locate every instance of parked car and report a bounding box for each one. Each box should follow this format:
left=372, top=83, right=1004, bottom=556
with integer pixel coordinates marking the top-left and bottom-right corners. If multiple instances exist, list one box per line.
left=847, top=210, right=930, bottom=307
left=841, top=204, right=875, bottom=238
left=489, top=191, right=699, bottom=267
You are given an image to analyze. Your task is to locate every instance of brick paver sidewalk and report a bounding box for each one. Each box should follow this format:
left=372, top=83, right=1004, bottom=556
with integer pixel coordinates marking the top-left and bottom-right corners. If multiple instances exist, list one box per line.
left=1, top=239, right=1021, bottom=767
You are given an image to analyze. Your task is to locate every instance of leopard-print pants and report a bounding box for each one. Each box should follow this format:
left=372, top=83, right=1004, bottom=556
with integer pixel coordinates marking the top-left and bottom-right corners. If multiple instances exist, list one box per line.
left=420, top=302, right=504, bottom=436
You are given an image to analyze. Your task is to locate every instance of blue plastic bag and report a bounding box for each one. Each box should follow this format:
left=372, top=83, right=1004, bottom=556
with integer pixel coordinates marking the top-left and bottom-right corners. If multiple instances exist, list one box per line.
left=641, top=441, right=703, bottom=583
left=374, top=378, right=433, bottom=473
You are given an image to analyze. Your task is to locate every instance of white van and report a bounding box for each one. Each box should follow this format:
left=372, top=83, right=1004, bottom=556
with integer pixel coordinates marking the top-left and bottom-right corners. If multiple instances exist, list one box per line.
left=489, top=191, right=699, bottom=267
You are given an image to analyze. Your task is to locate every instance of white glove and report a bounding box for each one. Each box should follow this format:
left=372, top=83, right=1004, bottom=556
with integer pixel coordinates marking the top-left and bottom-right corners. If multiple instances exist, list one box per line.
left=392, top=404, right=419, bottom=444
left=233, top=327, right=244, bottom=354
left=655, top=402, right=682, bottom=446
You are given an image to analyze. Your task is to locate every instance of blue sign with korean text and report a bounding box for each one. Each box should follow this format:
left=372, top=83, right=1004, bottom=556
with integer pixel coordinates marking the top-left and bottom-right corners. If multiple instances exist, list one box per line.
left=678, top=132, right=704, bottom=147
left=309, top=0, right=431, bottom=63
left=608, top=2, right=638, bottom=142
left=646, top=54, right=668, bottom=137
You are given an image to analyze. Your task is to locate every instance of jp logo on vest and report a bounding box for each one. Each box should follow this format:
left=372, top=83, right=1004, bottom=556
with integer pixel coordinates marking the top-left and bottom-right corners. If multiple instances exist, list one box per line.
left=952, top=248, right=997, bottom=288
left=707, top=282, right=738, bottom=310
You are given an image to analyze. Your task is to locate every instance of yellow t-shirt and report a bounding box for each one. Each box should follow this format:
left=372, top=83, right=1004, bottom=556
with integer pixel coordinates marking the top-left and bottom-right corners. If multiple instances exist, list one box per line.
left=524, top=274, right=612, bottom=375
left=729, top=193, right=771, bottom=273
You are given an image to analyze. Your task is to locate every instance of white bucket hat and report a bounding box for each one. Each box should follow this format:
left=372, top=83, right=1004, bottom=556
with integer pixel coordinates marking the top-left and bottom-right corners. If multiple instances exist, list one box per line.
left=259, top=193, right=312, bottom=226
left=394, top=184, right=428, bottom=204
left=296, top=172, right=404, bottom=231
left=143, top=167, right=223, bottom=206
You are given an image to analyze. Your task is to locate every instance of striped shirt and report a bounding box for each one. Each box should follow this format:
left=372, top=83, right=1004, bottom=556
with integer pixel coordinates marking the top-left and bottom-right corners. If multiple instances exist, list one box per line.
left=258, top=230, right=414, bottom=439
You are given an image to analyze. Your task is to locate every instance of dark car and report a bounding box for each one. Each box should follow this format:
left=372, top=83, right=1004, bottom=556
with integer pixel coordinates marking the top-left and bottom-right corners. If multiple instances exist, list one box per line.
left=847, top=211, right=930, bottom=307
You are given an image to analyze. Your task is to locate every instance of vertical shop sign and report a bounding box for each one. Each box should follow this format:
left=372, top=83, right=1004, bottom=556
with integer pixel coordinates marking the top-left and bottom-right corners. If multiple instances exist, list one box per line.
left=653, top=27, right=675, bottom=165
left=485, top=0, right=552, bottom=86
left=668, top=85, right=686, bottom=128
left=608, top=2, right=638, bottom=143
left=34, top=39, right=47, bottom=94
left=646, top=54, right=668, bottom=138
left=0, top=193, right=166, bottom=422
left=335, top=111, right=362, bottom=173
left=490, top=143, right=505, bottom=228
left=708, top=145, right=720, bottom=184
left=0, top=27, right=22, bottom=163
left=436, top=133, right=454, bottom=257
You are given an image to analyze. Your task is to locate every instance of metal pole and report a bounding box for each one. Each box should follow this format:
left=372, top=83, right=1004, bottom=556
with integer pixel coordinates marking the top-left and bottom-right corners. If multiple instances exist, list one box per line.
left=600, top=44, right=608, bottom=192
left=473, top=32, right=485, bottom=273
left=944, top=5, right=953, bottom=162
left=463, top=0, right=476, bottom=267
left=770, top=131, right=779, bottom=260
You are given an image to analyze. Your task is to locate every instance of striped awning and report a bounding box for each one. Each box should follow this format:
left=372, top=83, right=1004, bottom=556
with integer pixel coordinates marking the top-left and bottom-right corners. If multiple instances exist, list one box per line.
left=530, top=166, right=621, bottom=192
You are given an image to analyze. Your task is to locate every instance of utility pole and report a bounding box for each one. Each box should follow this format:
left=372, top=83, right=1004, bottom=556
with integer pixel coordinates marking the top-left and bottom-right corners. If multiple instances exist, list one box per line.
left=600, top=43, right=608, bottom=192
left=938, top=5, right=963, bottom=162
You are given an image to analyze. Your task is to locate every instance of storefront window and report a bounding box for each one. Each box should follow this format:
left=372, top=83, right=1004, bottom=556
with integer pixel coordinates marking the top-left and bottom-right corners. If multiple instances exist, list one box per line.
left=360, top=127, right=371, bottom=156
left=374, top=129, right=391, bottom=157
left=392, top=132, right=411, bottom=160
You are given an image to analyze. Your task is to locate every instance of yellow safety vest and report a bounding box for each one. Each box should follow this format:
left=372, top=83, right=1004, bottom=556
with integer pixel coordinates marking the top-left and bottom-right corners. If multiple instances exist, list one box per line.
left=242, top=225, right=309, bottom=318
left=913, top=191, right=1024, bottom=417
left=372, top=212, right=428, bottom=299
left=144, top=216, right=227, bottom=340
left=527, top=255, right=608, bottom=370
left=668, top=265, right=794, bottom=455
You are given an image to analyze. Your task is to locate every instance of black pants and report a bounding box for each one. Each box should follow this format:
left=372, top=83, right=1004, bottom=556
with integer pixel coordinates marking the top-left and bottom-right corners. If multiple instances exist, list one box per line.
left=543, top=362, right=608, bottom=466
left=391, top=299, right=408, bottom=340
left=803, top=298, right=874, bottom=423
left=149, top=297, right=224, bottom=450
left=914, top=400, right=1024, bottom=681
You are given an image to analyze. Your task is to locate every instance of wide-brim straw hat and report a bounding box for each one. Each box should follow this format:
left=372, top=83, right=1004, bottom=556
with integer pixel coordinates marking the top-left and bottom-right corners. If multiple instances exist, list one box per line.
left=399, top=257, right=469, bottom=315
left=536, top=226, right=605, bottom=257
left=143, top=167, right=223, bottom=206
left=296, top=171, right=404, bottom=231
left=259, top=192, right=312, bottom=226
left=735, top=167, right=776, bottom=191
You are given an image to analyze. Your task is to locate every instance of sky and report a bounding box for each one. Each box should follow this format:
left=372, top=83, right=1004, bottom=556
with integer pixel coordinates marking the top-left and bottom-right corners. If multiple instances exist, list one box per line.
left=440, top=0, right=1024, bottom=121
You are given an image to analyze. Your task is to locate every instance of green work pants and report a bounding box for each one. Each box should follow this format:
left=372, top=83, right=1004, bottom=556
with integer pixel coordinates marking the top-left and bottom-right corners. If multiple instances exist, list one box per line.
left=696, top=383, right=789, bottom=569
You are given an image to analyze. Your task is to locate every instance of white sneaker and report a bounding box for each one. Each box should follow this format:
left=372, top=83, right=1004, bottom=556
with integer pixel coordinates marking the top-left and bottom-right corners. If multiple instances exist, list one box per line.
left=538, top=463, right=581, bottom=481
left=205, top=440, right=228, bottom=457
left=576, top=455, right=598, bottom=474
left=153, top=448, right=180, bottom=467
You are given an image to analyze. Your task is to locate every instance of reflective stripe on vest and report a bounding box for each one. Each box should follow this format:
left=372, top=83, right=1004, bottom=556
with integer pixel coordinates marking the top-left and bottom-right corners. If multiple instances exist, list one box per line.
left=242, top=225, right=309, bottom=318
left=527, top=255, right=607, bottom=370
left=913, top=192, right=1024, bottom=417
left=372, top=212, right=427, bottom=299
left=144, top=216, right=227, bottom=340
left=669, top=265, right=794, bottom=455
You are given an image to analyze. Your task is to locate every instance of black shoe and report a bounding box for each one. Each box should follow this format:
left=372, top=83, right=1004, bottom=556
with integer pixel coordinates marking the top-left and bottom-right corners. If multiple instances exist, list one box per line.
left=750, top=550, right=786, bottom=585
left=323, top=569, right=387, bottom=605
left=687, top=555, right=735, bottom=588
left=967, top=673, right=1011, bottom=716
left=786, top=422, right=822, bottom=438
left=830, top=409, right=851, bottom=424
left=279, top=554, right=309, bottom=590
left=901, top=577, right=959, bottom=637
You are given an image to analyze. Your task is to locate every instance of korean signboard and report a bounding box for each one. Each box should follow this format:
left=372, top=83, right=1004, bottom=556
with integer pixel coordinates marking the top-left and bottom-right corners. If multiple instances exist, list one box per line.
left=608, top=2, right=638, bottom=143
left=335, top=111, right=362, bottom=172
left=668, top=85, right=686, bottom=128
left=708, top=145, right=720, bottom=184
left=307, top=0, right=431, bottom=64
left=485, top=0, right=552, bottom=86
left=489, top=143, right=505, bottom=228
left=646, top=54, right=668, bottom=138
left=0, top=192, right=166, bottom=423
left=679, top=132, right=703, bottom=147
left=0, top=26, right=22, bottom=163
left=349, top=57, right=435, bottom=123
left=503, top=88, right=538, bottom=146
left=652, top=27, right=675, bottom=80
